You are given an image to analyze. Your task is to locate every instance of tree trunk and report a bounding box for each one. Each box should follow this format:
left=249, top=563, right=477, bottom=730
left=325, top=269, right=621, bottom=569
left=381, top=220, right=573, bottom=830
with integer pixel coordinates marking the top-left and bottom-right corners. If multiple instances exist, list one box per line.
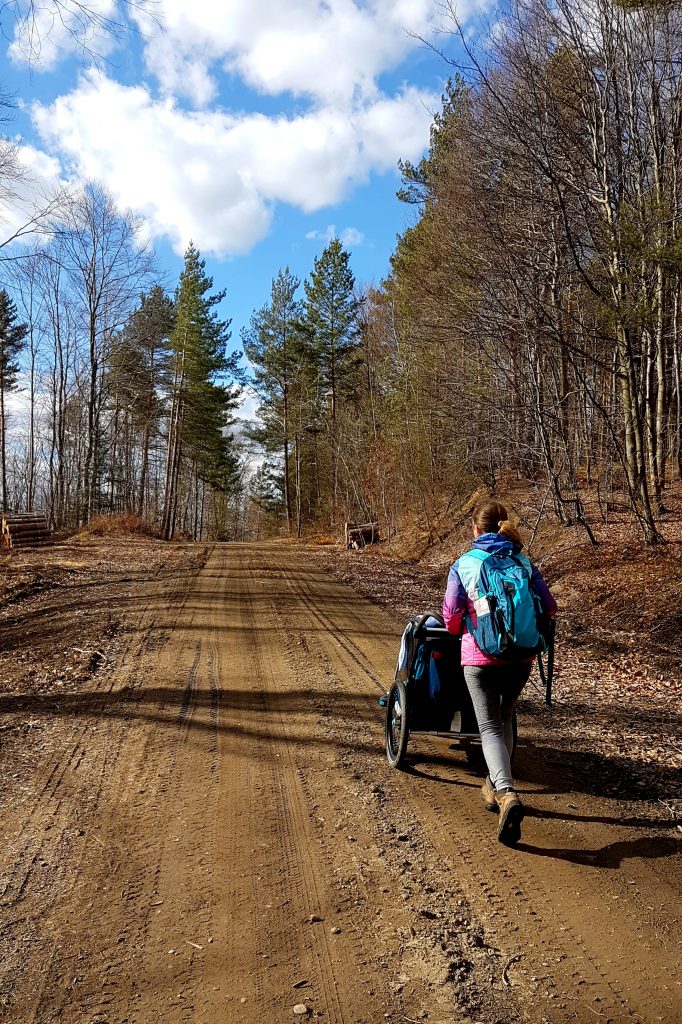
left=295, top=431, right=302, bottom=539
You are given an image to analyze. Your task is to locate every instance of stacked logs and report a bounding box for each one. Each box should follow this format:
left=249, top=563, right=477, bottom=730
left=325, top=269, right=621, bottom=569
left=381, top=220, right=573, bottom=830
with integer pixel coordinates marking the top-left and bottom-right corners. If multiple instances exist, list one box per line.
left=344, top=521, right=380, bottom=549
left=2, top=513, right=53, bottom=550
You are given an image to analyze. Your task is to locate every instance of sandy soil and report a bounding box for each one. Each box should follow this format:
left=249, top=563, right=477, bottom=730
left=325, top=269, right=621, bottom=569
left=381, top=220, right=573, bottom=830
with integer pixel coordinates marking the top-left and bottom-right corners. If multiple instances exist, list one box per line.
left=0, top=541, right=679, bottom=1024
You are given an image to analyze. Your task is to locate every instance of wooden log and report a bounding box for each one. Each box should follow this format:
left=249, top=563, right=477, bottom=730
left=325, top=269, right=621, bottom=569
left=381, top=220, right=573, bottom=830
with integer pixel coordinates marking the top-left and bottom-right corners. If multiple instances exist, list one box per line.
left=3, top=523, right=48, bottom=536
left=4, top=524, right=46, bottom=533
left=6, top=524, right=49, bottom=532
left=6, top=522, right=49, bottom=532
left=344, top=521, right=379, bottom=549
left=3, top=509, right=53, bottom=550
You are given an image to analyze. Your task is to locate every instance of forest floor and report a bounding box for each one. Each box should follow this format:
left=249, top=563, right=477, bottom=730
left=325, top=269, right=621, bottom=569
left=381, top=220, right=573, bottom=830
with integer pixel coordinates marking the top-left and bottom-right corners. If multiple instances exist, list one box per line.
left=0, top=534, right=680, bottom=1024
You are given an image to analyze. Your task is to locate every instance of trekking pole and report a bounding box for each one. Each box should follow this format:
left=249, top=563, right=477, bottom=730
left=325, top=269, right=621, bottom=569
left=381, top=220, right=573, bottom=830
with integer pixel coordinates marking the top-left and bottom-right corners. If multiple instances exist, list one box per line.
left=537, top=619, right=556, bottom=706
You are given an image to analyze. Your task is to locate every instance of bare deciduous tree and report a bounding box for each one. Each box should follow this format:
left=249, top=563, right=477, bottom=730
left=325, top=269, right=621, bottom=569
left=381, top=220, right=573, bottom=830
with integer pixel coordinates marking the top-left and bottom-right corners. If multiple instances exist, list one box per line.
left=56, top=182, right=155, bottom=520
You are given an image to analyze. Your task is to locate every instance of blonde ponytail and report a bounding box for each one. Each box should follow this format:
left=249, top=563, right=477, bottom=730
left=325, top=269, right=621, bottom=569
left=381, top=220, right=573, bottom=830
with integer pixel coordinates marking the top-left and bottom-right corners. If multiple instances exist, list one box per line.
left=497, top=518, right=524, bottom=547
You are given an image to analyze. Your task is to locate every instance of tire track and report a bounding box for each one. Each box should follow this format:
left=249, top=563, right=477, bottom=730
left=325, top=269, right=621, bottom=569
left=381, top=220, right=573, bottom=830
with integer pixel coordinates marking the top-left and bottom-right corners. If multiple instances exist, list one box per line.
left=239, top=550, right=350, bottom=1024
left=0, top=555, right=203, bottom=1024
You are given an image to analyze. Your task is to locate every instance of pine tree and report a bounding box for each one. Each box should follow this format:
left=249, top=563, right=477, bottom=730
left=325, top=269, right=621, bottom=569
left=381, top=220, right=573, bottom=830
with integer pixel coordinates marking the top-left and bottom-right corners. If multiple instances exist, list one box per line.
left=243, top=267, right=312, bottom=533
left=125, top=286, right=176, bottom=514
left=105, top=287, right=175, bottom=515
left=303, top=238, right=359, bottom=521
left=162, top=243, right=241, bottom=540
left=397, top=76, right=470, bottom=208
left=0, top=289, right=28, bottom=509
left=303, top=238, right=359, bottom=425
left=248, top=461, right=285, bottom=538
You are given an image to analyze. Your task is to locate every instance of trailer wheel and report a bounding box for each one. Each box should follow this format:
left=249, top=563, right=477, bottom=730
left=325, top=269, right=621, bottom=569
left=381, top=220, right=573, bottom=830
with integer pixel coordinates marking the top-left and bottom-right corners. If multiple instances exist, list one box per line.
left=385, top=680, right=409, bottom=769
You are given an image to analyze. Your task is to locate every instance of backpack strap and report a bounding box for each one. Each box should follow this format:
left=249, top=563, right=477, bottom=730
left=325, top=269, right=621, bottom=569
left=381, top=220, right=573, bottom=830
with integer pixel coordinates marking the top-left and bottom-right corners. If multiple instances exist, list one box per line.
left=456, top=548, right=490, bottom=596
left=465, top=548, right=489, bottom=563
left=457, top=549, right=492, bottom=638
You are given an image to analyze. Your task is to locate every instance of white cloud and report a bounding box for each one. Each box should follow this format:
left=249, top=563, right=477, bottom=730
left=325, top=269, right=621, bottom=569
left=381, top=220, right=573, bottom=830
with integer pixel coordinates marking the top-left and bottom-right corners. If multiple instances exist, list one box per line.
left=32, top=76, right=273, bottom=256
left=138, top=31, right=219, bottom=107
left=32, top=72, right=437, bottom=257
left=10, top=1, right=492, bottom=258
left=306, top=224, right=364, bottom=247
left=131, top=0, right=443, bottom=107
left=340, top=226, right=364, bottom=247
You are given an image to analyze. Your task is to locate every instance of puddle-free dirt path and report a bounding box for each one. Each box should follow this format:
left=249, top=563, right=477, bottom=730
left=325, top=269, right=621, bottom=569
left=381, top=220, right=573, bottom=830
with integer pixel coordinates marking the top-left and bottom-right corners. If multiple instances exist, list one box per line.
left=1, top=543, right=679, bottom=1024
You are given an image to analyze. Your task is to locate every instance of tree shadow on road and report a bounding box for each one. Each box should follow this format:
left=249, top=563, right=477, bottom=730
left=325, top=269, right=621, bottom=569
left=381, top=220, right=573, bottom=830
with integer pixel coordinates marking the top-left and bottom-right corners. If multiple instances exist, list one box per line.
left=1, top=680, right=680, bottom=812
left=513, top=741, right=681, bottom=806
left=521, top=803, right=677, bottom=831
left=0, top=684, right=385, bottom=760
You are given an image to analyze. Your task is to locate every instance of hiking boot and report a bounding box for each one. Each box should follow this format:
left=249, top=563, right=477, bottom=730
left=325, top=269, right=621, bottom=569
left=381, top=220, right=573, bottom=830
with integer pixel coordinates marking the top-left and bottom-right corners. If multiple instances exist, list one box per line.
left=497, top=791, right=524, bottom=846
left=481, top=776, right=498, bottom=812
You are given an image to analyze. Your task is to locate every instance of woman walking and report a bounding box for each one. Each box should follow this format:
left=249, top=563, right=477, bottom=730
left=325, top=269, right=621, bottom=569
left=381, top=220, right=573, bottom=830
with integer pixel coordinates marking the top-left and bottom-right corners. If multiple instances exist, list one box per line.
left=442, top=499, right=557, bottom=846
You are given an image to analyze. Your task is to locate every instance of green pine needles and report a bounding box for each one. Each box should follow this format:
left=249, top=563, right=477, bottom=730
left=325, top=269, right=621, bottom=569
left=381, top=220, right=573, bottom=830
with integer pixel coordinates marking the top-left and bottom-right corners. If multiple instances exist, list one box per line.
left=244, top=238, right=360, bottom=533
left=162, top=243, right=241, bottom=539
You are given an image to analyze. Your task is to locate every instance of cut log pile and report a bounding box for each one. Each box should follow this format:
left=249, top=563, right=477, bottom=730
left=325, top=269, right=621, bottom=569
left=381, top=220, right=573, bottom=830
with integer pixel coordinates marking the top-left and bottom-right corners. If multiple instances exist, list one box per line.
left=2, top=513, right=53, bottom=550
left=344, top=521, right=380, bottom=549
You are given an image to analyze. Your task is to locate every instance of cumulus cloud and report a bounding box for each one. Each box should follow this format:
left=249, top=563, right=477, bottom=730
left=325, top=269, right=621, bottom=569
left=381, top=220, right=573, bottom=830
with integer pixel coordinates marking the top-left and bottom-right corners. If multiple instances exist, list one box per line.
left=339, top=226, right=364, bottom=247
left=306, top=224, right=364, bottom=247
left=131, top=0, right=440, bottom=107
left=11, top=1, right=492, bottom=258
left=32, top=72, right=436, bottom=256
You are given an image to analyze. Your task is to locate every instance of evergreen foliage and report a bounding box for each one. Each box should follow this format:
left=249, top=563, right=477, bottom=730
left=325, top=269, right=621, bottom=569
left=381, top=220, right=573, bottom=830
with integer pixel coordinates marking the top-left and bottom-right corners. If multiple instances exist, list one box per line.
left=112, top=285, right=176, bottom=513
left=249, top=461, right=285, bottom=520
left=303, top=238, right=359, bottom=423
left=397, top=77, right=470, bottom=209
left=173, top=243, right=240, bottom=489
left=243, top=267, right=313, bottom=531
left=0, top=288, right=28, bottom=508
left=0, top=288, right=27, bottom=397
left=125, top=286, right=176, bottom=428
left=162, top=243, right=242, bottom=539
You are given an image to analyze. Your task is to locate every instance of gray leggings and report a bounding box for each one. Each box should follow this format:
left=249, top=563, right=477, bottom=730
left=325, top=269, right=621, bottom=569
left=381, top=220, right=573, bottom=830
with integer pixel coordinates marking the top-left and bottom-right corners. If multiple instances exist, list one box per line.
left=463, top=663, right=533, bottom=792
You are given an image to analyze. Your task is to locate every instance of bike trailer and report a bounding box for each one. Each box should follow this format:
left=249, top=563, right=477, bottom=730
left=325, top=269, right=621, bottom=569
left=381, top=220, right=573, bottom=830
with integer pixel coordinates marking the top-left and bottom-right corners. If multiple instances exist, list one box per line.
left=381, top=612, right=495, bottom=769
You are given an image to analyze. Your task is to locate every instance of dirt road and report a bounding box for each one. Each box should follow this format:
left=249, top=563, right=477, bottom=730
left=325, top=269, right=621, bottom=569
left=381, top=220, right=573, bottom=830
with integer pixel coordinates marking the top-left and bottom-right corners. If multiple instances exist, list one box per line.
left=1, top=543, right=679, bottom=1024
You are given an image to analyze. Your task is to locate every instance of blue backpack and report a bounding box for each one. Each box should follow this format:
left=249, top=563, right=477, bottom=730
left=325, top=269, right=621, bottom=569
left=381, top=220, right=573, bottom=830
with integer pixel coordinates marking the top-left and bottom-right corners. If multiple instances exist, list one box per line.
left=464, top=550, right=546, bottom=658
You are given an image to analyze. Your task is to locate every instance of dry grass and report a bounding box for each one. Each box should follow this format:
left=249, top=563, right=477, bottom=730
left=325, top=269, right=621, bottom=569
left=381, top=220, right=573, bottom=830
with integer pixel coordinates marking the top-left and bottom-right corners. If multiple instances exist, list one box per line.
left=77, top=513, right=160, bottom=539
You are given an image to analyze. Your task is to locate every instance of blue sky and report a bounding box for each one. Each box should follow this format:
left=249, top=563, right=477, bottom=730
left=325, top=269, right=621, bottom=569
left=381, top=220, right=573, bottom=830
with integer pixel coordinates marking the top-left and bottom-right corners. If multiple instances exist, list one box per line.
left=0, top=0, right=489, bottom=366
